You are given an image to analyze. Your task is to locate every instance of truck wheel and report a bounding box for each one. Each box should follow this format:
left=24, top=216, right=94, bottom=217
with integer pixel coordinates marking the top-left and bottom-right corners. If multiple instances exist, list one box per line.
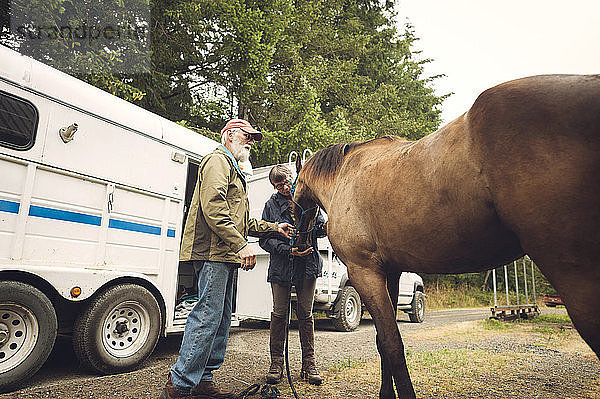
left=0, top=281, right=57, bottom=393
left=409, top=291, right=425, bottom=323
left=73, top=284, right=161, bottom=374
left=332, top=286, right=362, bottom=332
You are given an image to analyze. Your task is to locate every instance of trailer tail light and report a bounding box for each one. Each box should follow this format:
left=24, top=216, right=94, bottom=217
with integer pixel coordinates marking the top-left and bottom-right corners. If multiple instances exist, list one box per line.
left=71, top=286, right=82, bottom=298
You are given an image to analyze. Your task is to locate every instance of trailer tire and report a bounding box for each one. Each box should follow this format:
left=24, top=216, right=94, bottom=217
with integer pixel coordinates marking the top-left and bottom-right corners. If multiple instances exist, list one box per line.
left=73, top=284, right=161, bottom=374
left=332, top=286, right=362, bottom=332
left=0, top=281, right=57, bottom=393
left=409, top=291, right=425, bottom=323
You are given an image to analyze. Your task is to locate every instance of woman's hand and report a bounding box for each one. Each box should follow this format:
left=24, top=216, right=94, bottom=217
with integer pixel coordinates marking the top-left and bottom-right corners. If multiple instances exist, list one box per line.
left=291, top=247, right=314, bottom=257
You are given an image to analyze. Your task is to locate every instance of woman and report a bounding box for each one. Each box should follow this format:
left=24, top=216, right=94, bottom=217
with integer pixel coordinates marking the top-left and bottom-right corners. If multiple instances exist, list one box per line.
left=259, top=165, right=327, bottom=385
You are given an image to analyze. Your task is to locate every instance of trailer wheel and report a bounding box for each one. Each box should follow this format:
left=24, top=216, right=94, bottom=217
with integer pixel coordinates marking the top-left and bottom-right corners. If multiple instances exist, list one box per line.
left=409, top=291, right=425, bottom=323
left=73, top=284, right=161, bottom=374
left=0, top=281, right=57, bottom=393
left=332, top=286, right=362, bottom=332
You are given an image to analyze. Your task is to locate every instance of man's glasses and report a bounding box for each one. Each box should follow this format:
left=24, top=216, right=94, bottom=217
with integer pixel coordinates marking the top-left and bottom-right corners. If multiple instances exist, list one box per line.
left=274, top=180, right=291, bottom=190
left=238, top=129, right=257, bottom=142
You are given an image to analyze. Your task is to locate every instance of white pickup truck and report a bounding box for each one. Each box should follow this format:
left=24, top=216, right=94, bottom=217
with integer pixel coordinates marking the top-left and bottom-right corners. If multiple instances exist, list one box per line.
left=305, top=246, right=425, bottom=331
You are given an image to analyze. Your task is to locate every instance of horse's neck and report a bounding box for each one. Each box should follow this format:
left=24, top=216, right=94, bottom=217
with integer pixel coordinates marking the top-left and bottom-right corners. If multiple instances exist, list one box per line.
left=308, top=177, right=335, bottom=214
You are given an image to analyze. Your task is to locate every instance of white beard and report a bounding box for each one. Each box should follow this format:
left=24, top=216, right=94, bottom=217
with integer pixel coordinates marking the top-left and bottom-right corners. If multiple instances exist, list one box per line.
left=230, top=136, right=251, bottom=162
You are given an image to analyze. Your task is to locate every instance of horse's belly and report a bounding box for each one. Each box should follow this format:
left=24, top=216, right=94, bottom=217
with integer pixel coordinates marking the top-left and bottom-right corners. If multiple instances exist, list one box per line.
left=380, top=212, right=523, bottom=274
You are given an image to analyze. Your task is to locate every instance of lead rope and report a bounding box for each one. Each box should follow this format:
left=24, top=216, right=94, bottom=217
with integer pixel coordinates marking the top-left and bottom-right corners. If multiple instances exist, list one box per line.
left=283, top=174, right=306, bottom=399
left=283, top=250, right=301, bottom=399
left=234, top=179, right=305, bottom=399
left=283, top=174, right=321, bottom=399
left=239, top=175, right=315, bottom=399
left=235, top=383, right=280, bottom=399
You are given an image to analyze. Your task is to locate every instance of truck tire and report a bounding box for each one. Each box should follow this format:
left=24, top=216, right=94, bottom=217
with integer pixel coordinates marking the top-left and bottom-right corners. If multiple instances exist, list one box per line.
left=332, top=286, right=362, bottom=332
left=73, top=284, right=161, bottom=374
left=0, top=281, right=57, bottom=393
left=409, top=291, right=425, bottom=323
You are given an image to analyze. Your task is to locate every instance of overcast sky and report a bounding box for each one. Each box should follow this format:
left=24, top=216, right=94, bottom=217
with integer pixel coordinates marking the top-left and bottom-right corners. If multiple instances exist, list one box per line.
left=396, top=0, right=600, bottom=125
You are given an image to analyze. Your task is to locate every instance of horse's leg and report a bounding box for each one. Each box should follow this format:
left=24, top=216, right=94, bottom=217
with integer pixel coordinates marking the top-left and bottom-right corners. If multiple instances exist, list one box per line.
left=563, top=285, right=600, bottom=358
left=535, top=258, right=600, bottom=357
left=348, top=263, right=415, bottom=399
left=377, top=273, right=400, bottom=398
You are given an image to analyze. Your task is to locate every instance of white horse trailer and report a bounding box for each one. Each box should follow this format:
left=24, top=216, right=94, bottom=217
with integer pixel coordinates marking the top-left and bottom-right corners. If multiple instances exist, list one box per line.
left=0, top=46, right=228, bottom=391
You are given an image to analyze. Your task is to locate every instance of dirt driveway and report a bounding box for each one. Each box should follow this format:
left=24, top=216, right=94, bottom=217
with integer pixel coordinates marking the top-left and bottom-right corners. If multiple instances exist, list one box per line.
left=3, top=308, right=599, bottom=398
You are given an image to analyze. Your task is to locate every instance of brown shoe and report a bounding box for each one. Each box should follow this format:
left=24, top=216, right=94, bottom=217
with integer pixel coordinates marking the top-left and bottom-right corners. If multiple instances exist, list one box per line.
left=300, top=363, right=322, bottom=385
left=191, top=380, right=235, bottom=399
left=159, top=374, right=196, bottom=399
left=265, top=360, right=283, bottom=384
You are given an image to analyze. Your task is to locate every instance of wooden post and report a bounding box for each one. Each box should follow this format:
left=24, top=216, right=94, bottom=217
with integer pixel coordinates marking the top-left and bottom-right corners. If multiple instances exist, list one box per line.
left=504, top=265, right=510, bottom=305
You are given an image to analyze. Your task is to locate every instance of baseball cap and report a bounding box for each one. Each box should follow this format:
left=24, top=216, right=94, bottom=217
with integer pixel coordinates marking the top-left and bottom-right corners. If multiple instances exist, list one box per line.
left=220, top=119, right=263, bottom=141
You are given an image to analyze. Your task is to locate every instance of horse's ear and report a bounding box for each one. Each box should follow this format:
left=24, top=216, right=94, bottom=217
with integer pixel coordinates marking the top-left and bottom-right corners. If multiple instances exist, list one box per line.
left=343, top=144, right=350, bottom=155
left=296, top=154, right=302, bottom=173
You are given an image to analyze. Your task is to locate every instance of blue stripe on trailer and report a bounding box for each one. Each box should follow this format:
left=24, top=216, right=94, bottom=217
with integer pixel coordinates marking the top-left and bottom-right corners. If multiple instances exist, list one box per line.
left=16, top=202, right=174, bottom=237
left=29, top=205, right=102, bottom=226
left=109, top=218, right=162, bottom=235
left=0, top=199, right=20, bottom=214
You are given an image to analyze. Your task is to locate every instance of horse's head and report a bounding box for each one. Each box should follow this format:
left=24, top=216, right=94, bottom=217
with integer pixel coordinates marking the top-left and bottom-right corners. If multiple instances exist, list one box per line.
left=291, top=156, right=319, bottom=252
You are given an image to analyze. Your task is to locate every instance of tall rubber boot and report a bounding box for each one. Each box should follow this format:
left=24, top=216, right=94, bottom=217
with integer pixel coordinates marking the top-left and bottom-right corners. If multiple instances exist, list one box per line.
left=298, top=317, right=322, bottom=385
left=266, top=312, right=286, bottom=384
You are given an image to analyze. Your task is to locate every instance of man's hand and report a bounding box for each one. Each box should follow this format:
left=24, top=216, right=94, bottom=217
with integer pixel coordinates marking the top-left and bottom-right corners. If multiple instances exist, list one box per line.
left=291, top=247, right=313, bottom=257
left=237, top=245, right=256, bottom=271
left=277, top=222, right=294, bottom=239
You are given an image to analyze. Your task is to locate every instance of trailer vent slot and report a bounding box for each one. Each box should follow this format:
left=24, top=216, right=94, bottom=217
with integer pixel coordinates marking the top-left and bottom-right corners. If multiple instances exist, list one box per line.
left=171, top=152, right=186, bottom=164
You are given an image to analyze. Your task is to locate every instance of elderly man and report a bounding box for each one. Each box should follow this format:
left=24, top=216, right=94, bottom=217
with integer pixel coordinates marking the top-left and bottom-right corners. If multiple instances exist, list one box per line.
left=161, top=119, right=294, bottom=399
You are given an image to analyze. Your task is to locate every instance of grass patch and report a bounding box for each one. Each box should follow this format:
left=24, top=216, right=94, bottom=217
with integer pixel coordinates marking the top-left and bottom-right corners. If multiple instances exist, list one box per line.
left=480, top=318, right=515, bottom=331
left=294, top=317, right=599, bottom=399
left=527, top=313, right=571, bottom=324
left=423, top=282, right=553, bottom=311
left=406, top=348, right=519, bottom=396
left=532, top=325, right=558, bottom=334
left=328, top=357, right=365, bottom=372
left=424, top=283, right=493, bottom=310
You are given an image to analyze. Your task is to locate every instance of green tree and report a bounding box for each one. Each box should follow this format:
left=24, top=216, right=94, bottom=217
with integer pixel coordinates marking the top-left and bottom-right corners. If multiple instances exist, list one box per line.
left=250, top=0, right=447, bottom=165
left=120, top=0, right=291, bottom=132
left=3, top=0, right=448, bottom=167
left=1, top=0, right=150, bottom=102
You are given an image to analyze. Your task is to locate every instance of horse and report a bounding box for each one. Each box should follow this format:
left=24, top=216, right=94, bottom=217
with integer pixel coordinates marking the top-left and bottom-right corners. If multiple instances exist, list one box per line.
left=291, top=74, right=600, bottom=398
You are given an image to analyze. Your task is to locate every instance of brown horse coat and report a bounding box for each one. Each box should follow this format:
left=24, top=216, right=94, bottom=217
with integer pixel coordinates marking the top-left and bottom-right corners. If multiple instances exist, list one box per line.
left=293, top=74, right=600, bottom=398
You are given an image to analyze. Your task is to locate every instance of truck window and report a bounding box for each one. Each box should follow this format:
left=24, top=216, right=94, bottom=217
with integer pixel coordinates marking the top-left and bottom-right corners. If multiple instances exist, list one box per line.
left=0, top=90, right=38, bottom=150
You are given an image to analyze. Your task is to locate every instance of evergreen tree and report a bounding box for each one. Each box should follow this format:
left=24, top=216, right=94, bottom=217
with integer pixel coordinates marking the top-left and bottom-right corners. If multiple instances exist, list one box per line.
left=2, top=0, right=449, bottom=166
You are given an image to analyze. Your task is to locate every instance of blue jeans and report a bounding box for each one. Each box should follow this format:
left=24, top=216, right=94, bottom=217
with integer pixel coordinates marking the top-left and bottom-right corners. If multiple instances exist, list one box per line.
left=170, top=261, right=236, bottom=394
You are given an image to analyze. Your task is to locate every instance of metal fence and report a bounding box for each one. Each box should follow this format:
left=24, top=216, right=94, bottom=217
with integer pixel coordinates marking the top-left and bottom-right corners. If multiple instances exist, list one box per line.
left=490, top=256, right=539, bottom=320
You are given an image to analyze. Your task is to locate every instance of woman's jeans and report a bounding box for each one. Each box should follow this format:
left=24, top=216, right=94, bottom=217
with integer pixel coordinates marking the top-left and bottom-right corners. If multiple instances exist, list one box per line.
left=170, top=261, right=236, bottom=394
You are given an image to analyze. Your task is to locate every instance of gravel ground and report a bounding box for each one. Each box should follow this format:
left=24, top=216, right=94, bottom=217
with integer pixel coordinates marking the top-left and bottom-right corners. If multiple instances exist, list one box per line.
left=2, top=308, right=599, bottom=399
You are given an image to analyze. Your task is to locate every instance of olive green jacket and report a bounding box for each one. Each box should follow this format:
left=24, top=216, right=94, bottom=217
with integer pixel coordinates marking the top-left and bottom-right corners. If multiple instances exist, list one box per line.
left=179, top=146, right=279, bottom=264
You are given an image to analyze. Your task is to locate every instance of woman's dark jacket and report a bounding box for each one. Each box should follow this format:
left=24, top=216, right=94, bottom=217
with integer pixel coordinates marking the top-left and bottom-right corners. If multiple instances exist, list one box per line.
left=259, top=192, right=327, bottom=286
